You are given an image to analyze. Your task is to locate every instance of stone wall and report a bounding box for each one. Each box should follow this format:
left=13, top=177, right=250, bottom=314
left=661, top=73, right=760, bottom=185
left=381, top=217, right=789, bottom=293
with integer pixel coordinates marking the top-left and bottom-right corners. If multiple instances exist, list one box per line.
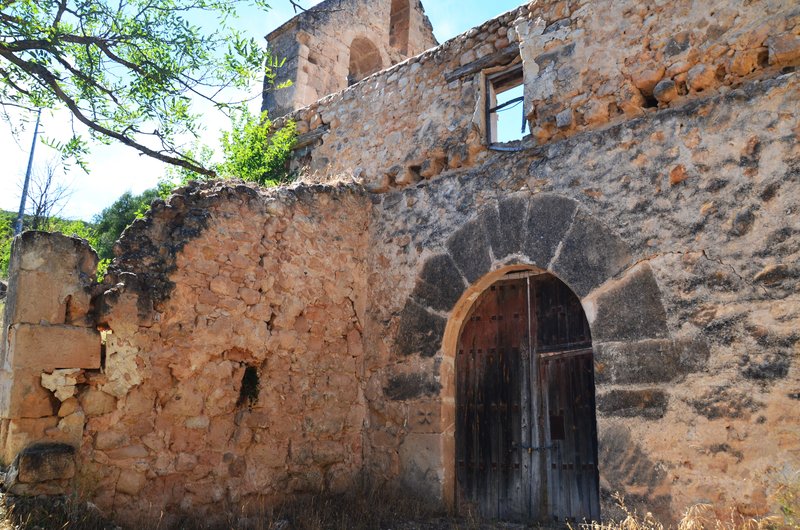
left=80, top=183, right=372, bottom=523
left=262, top=0, right=437, bottom=117
left=0, top=0, right=798, bottom=527
left=278, top=0, right=799, bottom=193
left=361, top=73, right=800, bottom=522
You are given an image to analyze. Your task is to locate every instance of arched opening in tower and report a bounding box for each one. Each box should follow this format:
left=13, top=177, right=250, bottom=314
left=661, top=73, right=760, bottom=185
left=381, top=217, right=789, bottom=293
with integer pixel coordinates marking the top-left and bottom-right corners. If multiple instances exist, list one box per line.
left=348, top=37, right=383, bottom=86
left=389, top=0, right=410, bottom=55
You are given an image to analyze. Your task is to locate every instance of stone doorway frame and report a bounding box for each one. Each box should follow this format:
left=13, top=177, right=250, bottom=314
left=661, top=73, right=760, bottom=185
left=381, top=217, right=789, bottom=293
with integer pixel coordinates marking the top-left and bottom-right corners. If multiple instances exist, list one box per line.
left=394, top=192, right=678, bottom=513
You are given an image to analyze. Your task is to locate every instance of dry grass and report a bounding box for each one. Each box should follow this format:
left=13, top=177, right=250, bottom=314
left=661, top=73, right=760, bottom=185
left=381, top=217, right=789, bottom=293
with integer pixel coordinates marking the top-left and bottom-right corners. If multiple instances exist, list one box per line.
left=0, top=486, right=449, bottom=530
left=0, top=494, right=117, bottom=530
left=572, top=488, right=798, bottom=530
left=0, top=477, right=797, bottom=529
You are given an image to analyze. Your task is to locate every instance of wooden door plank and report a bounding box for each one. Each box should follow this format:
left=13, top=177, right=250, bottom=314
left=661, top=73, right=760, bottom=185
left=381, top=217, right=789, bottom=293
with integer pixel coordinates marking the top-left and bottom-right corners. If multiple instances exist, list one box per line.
left=458, top=273, right=599, bottom=525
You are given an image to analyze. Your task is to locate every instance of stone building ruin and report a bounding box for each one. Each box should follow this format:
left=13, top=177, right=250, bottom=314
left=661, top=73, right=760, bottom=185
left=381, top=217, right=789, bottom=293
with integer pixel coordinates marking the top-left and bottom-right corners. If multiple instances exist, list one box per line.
left=1, top=0, right=799, bottom=527
left=261, top=0, right=437, bottom=117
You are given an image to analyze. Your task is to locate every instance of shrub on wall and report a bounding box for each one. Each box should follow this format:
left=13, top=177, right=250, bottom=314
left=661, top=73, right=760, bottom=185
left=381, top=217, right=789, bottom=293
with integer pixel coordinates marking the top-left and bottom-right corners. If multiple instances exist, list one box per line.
left=219, top=107, right=297, bottom=186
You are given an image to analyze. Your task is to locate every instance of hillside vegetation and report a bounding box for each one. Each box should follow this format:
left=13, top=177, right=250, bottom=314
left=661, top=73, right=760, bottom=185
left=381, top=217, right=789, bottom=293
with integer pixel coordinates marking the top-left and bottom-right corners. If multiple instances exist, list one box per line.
left=0, top=210, right=95, bottom=280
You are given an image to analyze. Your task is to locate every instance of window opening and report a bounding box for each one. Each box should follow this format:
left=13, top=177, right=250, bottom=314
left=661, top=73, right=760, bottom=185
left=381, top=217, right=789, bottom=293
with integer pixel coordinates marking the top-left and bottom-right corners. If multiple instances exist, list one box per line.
left=348, top=37, right=383, bottom=86
left=486, top=65, right=528, bottom=145
left=389, top=0, right=410, bottom=55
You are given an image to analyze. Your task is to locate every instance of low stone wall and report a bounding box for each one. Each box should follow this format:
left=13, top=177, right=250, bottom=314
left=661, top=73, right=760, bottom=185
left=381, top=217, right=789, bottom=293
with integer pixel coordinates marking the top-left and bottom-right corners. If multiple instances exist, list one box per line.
left=279, top=0, right=799, bottom=194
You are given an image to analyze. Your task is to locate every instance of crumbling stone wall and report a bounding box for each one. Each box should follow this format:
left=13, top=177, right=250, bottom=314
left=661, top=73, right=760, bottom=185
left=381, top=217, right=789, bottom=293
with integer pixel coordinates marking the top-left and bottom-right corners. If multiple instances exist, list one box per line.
left=1, top=185, right=372, bottom=524
left=1, top=1, right=798, bottom=527
left=262, top=0, right=437, bottom=117
left=0, top=233, right=99, bottom=491
left=81, top=184, right=372, bottom=523
left=279, top=0, right=799, bottom=192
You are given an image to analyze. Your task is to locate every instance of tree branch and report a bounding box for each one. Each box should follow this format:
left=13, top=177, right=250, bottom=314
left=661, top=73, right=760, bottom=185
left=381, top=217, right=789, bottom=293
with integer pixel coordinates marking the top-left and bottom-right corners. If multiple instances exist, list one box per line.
left=289, top=0, right=307, bottom=13
left=0, top=45, right=216, bottom=176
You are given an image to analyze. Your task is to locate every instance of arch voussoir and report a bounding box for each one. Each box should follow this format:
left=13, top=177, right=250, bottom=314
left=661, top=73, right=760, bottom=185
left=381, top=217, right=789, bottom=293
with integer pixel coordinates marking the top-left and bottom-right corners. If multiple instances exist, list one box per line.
left=410, top=253, right=467, bottom=312
left=549, top=208, right=633, bottom=298
left=521, top=194, right=578, bottom=269
left=396, top=299, right=446, bottom=358
left=583, top=263, right=670, bottom=343
left=446, top=217, right=492, bottom=283
left=483, top=195, right=529, bottom=260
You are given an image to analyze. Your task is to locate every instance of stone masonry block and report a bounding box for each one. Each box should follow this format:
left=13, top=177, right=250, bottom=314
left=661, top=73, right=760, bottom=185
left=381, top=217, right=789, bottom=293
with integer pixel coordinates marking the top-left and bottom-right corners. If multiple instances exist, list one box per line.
left=407, top=399, right=445, bottom=434
left=522, top=194, right=577, bottom=269
left=396, top=301, right=446, bottom=358
left=384, top=372, right=441, bottom=401
left=594, top=338, right=710, bottom=385
left=9, top=324, right=101, bottom=371
left=767, top=33, right=800, bottom=67
left=15, top=443, right=76, bottom=483
left=596, top=389, right=669, bottom=420
left=584, top=264, right=669, bottom=342
left=399, top=433, right=443, bottom=500
left=10, top=271, right=68, bottom=325
left=482, top=195, right=529, bottom=260
left=3, top=417, right=59, bottom=465
left=12, top=231, right=97, bottom=277
left=411, top=254, right=467, bottom=312
left=550, top=209, right=632, bottom=297
left=447, top=217, right=492, bottom=283
left=0, top=369, right=57, bottom=419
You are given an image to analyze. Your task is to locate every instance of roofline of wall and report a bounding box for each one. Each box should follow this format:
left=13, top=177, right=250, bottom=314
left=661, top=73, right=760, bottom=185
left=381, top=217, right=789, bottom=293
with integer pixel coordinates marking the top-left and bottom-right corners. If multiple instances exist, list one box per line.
left=265, top=17, right=299, bottom=42
left=266, top=0, right=391, bottom=42
left=273, top=2, right=528, bottom=125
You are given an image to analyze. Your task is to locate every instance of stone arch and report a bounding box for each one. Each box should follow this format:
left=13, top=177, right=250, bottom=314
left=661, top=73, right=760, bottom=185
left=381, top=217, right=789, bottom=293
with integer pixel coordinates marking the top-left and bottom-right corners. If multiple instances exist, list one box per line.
left=394, top=192, right=683, bottom=508
left=396, top=193, right=672, bottom=358
left=348, top=37, right=383, bottom=86
left=389, top=0, right=410, bottom=55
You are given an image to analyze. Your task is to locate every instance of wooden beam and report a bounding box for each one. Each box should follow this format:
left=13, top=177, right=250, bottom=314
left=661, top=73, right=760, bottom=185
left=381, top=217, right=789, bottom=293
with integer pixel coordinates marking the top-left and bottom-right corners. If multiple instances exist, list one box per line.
left=292, top=124, right=330, bottom=150
left=444, top=44, right=520, bottom=83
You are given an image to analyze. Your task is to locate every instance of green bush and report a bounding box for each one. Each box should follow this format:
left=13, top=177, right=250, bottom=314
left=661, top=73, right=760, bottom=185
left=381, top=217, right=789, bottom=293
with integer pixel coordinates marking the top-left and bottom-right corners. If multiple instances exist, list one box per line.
left=0, top=214, right=12, bottom=279
left=219, top=108, right=297, bottom=185
left=91, top=189, right=161, bottom=261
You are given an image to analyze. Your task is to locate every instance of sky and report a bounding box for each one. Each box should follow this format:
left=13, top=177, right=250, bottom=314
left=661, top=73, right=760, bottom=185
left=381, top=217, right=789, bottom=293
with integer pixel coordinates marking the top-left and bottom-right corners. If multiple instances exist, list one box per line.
left=0, top=0, right=523, bottom=221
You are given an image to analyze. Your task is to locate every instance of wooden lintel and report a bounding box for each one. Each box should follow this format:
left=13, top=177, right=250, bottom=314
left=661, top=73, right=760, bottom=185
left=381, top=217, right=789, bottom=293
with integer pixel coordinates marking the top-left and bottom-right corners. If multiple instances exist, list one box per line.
left=292, top=124, right=330, bottom=150
left=444, top=44, right=521, bottom=83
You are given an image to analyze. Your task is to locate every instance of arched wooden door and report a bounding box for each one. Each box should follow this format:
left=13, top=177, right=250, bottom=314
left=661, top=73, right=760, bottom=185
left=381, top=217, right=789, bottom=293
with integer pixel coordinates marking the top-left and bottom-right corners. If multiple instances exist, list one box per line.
left=455, top=271, right=600, bottom=524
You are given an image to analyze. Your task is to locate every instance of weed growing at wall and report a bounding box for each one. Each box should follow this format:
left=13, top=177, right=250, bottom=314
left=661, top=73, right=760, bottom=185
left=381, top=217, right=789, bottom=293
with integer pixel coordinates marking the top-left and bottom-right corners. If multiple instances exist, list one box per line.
left=219, top=107, right=297, bottom=186
left=776, top=472, right=800, bottom=528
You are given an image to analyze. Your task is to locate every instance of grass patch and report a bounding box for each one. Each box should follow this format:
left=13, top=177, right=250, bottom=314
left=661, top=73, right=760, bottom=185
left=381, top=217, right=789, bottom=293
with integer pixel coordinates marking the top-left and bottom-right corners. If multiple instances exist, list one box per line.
left=0, top=477, right=797, bottom=529
left=572, top=486, right=799, bottom=530
left=0, top=495, right=115, bottom=530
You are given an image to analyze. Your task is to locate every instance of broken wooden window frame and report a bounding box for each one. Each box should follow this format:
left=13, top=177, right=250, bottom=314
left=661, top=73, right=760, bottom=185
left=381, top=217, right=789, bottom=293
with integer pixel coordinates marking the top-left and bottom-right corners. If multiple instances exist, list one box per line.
left=485, top=64, right=528, bottom=149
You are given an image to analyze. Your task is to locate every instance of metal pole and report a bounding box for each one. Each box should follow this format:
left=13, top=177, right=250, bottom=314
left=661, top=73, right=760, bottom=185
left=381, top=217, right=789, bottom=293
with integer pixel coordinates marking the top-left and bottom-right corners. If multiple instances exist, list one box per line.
left=14, top=108, right=42, bottom=235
